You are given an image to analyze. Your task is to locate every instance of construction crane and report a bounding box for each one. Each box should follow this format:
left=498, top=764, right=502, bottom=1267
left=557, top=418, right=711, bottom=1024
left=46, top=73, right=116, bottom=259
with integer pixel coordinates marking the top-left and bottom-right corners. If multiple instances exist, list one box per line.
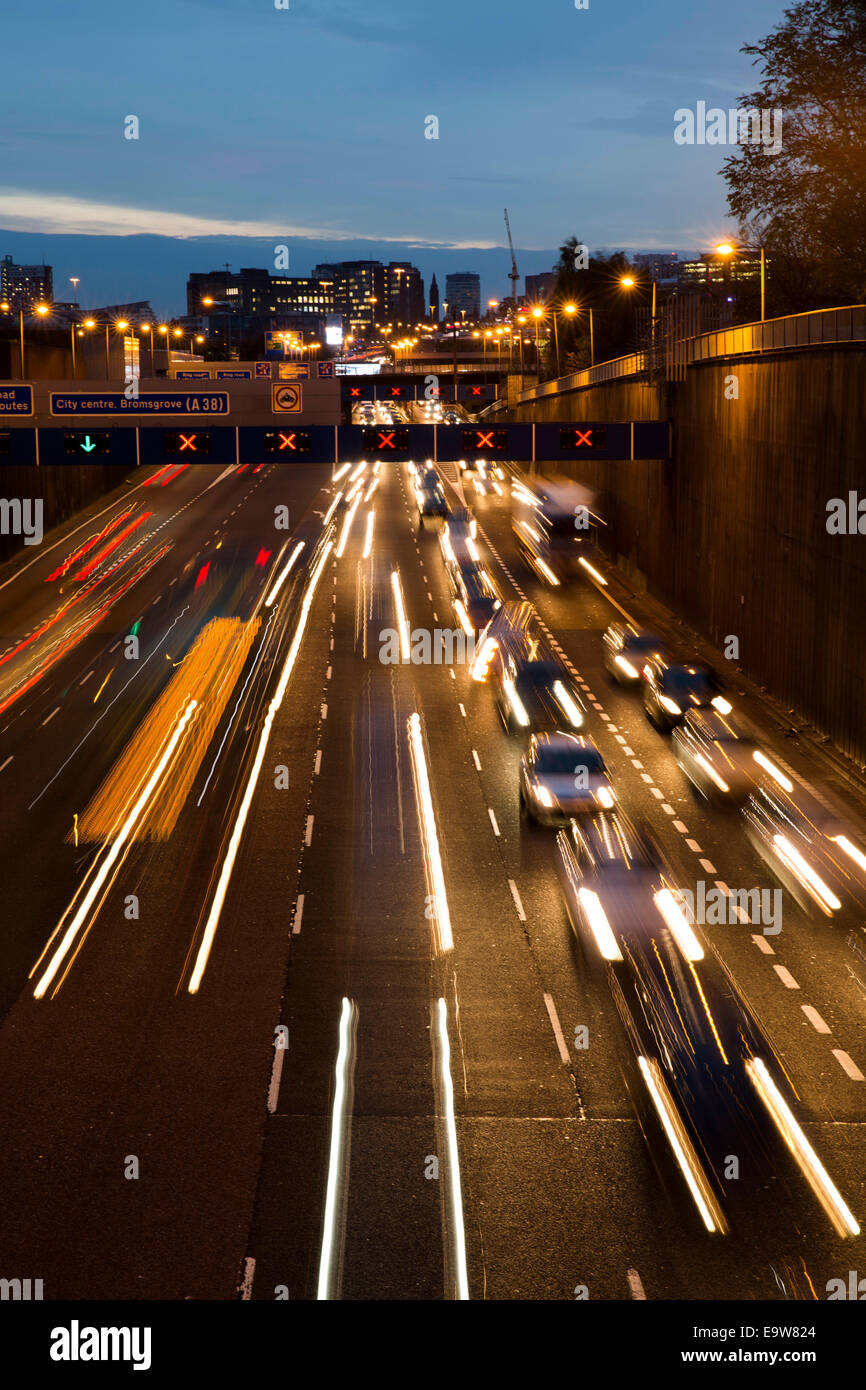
left=504, top=208, right=519, bottom=309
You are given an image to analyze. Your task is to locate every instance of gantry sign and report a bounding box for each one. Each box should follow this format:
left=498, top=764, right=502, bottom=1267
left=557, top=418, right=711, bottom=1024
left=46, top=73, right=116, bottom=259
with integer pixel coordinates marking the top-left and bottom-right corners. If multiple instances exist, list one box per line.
left=0, top=422, right=671, bottom=466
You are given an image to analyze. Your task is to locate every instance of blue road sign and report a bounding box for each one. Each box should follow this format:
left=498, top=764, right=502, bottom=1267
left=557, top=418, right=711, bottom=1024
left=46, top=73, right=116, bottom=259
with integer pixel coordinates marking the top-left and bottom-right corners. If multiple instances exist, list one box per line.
left=0, top=385, right=34, bottom=415
left=317, top=361, right=334, bottom=379
left=255, top=362, right=272, bottom=378
left=216, top=370, right=252, bottom=379
left=176, top=371, right=211, bottom=380
left=50, top=392, right=230, bottom=416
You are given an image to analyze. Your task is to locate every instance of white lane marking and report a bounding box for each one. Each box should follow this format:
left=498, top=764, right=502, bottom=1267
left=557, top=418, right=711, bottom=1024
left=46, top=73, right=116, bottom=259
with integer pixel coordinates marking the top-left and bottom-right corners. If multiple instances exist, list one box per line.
left=622, top=746, right=634, bottom=756
left=427, top=592, right=433, bottom=600
left=640, top=773, right=653, bottom=784
left=699, top=859, right=717, bottom=874
left=292, top=894, right=305, bottom=935
left=801, top=1005, right=831, bottom=1034
left=239, top=1256, right=256, bottom=1300
left=450, top=669, right=456, bottom=680
left=488, top=808, right=501, bottom=837
left=330, top=637, right=334, bottom=650
left=752, top=934, right=775, bottom=955
left=606, top=723, right=618, bottom=733
left=321, top=704, right=328, bottom=719
left=685, top=838, right=702, bottom=853
left=472, top=749, right=482, bottom=771
left=458, top=703, right=466, bottom=717
left=109, top=641, right=121, bottom=653
left=661, top=804, right=675, bottom=815
left=833, top=1050, right=865, bottom=1081
left=631, top=760, right=643, bottom=770
left=508, top=879, right=526, bottom=921
left=267, top=1036, right=288, bottom=1113
left=0, top=755, right=13, bottom=772
left=305, top=815, right=314, bottom=847
left=79, top=669, right=95, bottom=685
left=41, top=707, right=60, bottom=726
left=627, top=1269, right=647, bottom=1301
left=673, top=820, right=689, bottom=833
left=326, top=666, right=332, bottom=681
left=650, top=787, right=664, bottom=800
left=543, top=993, right=570, bottom=1065
left=774, top=964, right=799, bottom=989
left=314, top=750, right=322, bottom=776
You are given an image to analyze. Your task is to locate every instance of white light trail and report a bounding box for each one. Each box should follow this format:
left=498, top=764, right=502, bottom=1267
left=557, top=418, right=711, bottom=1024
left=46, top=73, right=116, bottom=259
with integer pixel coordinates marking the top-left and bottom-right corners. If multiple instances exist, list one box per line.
left=264, top=541, right=305, bottom=608
left=33, top=699, right=198, bottom=998
left=362, top=509, right=375, bottom=559
left=436, top=997, right=470, bottom=1299
left=391, top=570, right=411, bottom=661
left=188, top=540, right=333, bottom=992
left=408, top=712, right=453, bottom=952
left=317, top=997, right=358, bottom=1298
left=578, top=556, right=607, bottom=586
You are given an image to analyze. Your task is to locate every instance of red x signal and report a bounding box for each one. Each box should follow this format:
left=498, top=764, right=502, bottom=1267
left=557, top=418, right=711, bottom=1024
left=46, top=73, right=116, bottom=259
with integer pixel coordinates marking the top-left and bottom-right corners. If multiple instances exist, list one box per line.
left=279, top=432, right=297, bottom=451
left=471, top=386, right=482, bottom=396
left=476, top=431, right=494, bottom=449
left=391, top=387, right=401, bottom=397
left=377, top=431, right=395, bottom=449
left=573, top=429, right=593, bottom=447
left=179, top=433, right=198, bottom=452
left=350, top=387, right=361, bottom=397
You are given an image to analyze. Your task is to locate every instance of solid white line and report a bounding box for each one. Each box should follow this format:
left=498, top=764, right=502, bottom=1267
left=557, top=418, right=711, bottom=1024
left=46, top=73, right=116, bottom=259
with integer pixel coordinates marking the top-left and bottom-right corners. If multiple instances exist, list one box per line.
left=832, top=1050, right=865, bottom=1081
left=239, top=1256, right=256, bottom=1300
left=627, top=1268, right=647, bottom=1300
left=801, top=1005, right=831, bottom=1034
left=508, top=879, right=526, bottom=921
left=267, top=1039, right=287, bottom=1113
left=488, top=808, right=500, bottom=837
left=292, top=893, right=305, bottom=935
left=543, top=992, right=570, bottom=1065
left=0, top=755, right=13, bottom=772
left=471, top=749, right=481, bottom=771
left=305, top=816, right=314, bottom=847
left=314, top=750, right=322, bottom=775
left=773, top=964, right=799, bottom=989
left=41, top=707, right=60, bottom=726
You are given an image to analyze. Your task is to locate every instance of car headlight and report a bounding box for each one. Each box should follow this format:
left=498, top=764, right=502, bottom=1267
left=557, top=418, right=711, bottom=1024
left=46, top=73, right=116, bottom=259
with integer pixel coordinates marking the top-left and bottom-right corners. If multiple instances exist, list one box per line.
left=596, top=786, right=615, bottom=808
left=614, top=654, right=639, bottom=679
left=659, top=695, right=682, bottom=716
left=535, top=785, right=553, bottom=808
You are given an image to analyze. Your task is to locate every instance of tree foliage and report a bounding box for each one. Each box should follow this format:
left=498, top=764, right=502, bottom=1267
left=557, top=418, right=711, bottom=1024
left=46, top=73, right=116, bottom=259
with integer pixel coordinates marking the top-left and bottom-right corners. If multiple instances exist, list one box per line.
left=722, top=0, right=866, bottom=308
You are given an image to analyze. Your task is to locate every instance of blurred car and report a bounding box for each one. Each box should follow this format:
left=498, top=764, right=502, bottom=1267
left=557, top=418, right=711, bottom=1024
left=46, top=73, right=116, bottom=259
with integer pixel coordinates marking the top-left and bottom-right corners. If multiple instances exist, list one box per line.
left=602, top=624, right=665, bottom=685
left=452, top=566, right=500, bottom=635
left=416, top=471, right=447, bottom=520
left=743, top=778, right=866, bottom=924
left=641, top=657, right=725, bottom=732
left=520, top=733, right=614, bottom=823
left=672, top=708, right=759, bottom=804
left=494, top=658, right=585, bottom=735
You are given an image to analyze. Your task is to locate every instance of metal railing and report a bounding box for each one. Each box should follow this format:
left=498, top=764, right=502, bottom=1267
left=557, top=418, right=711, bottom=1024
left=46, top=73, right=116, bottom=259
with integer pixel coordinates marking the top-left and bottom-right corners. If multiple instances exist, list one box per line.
left=515, top=305, right=866, bottom=402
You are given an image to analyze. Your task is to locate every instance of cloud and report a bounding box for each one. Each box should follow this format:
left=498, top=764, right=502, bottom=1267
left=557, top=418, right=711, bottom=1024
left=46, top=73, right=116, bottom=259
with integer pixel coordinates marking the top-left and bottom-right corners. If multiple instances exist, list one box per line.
left=0, top=189, right=500, bottom=248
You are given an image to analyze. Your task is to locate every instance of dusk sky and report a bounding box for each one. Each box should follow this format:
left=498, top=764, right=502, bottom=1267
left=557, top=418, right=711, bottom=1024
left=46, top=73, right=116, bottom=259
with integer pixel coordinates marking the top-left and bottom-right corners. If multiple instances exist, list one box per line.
left=0, top=0, right=788, bottom=312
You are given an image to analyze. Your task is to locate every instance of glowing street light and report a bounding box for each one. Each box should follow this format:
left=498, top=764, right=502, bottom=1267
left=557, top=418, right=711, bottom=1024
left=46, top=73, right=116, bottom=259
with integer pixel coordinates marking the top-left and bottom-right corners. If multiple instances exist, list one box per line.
left=715, top=240, right=766, bottom=322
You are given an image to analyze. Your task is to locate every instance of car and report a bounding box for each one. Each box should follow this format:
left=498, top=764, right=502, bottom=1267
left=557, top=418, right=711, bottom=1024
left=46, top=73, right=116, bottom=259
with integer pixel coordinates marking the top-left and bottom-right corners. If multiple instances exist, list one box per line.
left=602, top=624, right=665, bottom=685
left=494, top=658, right=585, bottom=735
left=672, top=708, right=759, bottom=804
left=742, top=778, right=866, bottom=925
left=458, top=458, right=477, bottom=474
left=520, top=733, right=615, bottom=823
left=416, top=471, right=447, bottom=520
left=641, top=657, right=725, bottom=732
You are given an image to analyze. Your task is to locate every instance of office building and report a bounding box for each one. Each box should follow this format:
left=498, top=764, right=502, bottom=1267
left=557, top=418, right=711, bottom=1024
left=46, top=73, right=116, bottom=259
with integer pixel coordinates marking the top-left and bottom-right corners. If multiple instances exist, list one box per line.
left=524, top=271, right=557, bottom=304
left=445, top=273, right=481, bottom=322
left=429, top=274, right=440, bottom=325
left=1, top=255, right=53, bottom=310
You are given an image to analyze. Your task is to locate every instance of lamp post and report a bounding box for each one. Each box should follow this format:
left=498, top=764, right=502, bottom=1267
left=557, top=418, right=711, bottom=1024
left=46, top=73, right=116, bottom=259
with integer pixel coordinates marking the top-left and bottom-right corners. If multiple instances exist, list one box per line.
left=3, top=302, right=52, bottom=378
left=139, top=324, right=154, bottom=375
left=715, top=241, right=766, bottom=322
left=531, top=306, right=544, bottom=373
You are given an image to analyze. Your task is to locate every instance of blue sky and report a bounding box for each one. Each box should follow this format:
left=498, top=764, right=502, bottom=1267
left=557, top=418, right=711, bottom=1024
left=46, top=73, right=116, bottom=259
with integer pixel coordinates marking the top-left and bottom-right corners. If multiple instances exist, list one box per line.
left=0, top=0, right=788, bottom=312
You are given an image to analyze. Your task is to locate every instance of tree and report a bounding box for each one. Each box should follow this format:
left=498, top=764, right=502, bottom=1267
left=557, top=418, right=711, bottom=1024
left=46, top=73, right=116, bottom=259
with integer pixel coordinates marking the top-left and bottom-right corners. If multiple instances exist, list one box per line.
left=540, top=239, right=644, bottom=376
left=721, top=0, right=866, bottom=310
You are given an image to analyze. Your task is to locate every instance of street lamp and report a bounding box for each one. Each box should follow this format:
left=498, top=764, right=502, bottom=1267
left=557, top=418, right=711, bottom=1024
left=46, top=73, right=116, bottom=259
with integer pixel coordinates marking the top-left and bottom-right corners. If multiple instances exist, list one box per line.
left=621, top=273, right=657, bottom=347
left=531, top=306, right=544, bottom=372
left=139, top=323, right=155, bottom=375
left=1, top=301, right=51, bottom=378
left=715, top=241, right=766, bottom=322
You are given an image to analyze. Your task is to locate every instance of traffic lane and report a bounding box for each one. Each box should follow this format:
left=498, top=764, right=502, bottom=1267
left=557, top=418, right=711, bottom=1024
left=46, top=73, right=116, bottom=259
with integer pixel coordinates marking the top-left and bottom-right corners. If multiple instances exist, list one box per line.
left=248, top=532, right=447, bottom=1299
left=400, top=475, right=836, bottom=1296
left=0, top=465, right=333, bottom=1021
left=0, top=512, right=334, bottom=1297
left=474, top=486, right=866, bottom=1122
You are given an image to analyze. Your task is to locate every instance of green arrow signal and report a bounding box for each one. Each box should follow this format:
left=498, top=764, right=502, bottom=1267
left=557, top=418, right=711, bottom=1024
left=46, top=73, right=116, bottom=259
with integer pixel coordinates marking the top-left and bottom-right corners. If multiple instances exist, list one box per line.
left=80, top=435, right=96, bottom=452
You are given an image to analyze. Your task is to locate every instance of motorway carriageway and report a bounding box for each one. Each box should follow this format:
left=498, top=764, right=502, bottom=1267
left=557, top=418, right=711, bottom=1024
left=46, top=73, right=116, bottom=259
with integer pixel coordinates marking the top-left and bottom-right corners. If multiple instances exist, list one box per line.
left=0, top=457, right=863, bottom=1298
